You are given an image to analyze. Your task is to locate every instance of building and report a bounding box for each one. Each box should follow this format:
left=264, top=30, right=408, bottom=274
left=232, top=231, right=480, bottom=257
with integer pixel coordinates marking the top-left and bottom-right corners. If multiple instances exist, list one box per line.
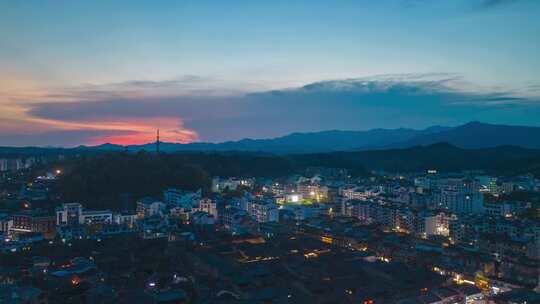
left=113, top=212, right=137, bottom=227
left=57, top=225, right=87, bottom=240
left=199, top=198, right=218, bottom=218
left=246, top=201, right=279, bottom=223
left=416, top=211, right=452, bottom=237
left=221, top=206, right=256, bottom=235
left=0, top=158, right=25, bottom=172
left=414, top=176, right=432, bottom=190
left=271, top=183, right=285, bottom=196
left=343, top=199, right=416, bottom=232
left=477, top=175, right=499, bottom=194
left=340, top=186, right=367, bottom=201
left=191, top=211, right=216, bottom=225
left=56, top=203, right=113, bottom=226
left=163, top=188, right=201, bottom=207
left=285, top=193, right=303, bottom=204
left=11, top=211, right=55, bottom=234
left=162, top=190, right=209, bottom=220
left=211, top=177, right=254, bottom=193
left=56, top=203, right=83, bottom=226
left=437, top=190, right=484, bottom=214
left=484, top=200, right=530, bottom=218
left=0, top=214, right=13, bottom=233
left=340, top=185, right=381, bottom=201
left=79, top=210, right=113, bottom=225
left=0, top=159, right=7, bottom=172
left=297, top=183, right=328, bottom=202
left=501, top=181, right=516, bottom=194
left=293, top=205, right=321, bottom=221
left=136, top=198, right=166, bottom=218
left=344, top=200, right=373, bottom=223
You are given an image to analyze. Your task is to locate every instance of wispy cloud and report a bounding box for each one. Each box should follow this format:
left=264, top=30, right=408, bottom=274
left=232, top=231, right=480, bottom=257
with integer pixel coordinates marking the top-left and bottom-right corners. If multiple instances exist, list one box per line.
left=479, top=0, right=519, bottom=9
left=0, top=75, right=268, bottom=146
left=401, top=0, right=529, bottom=11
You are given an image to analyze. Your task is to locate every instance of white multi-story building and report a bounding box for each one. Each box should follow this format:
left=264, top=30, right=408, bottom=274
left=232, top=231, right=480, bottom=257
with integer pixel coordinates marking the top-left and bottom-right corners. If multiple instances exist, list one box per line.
left=113, top=213, right=137, bottom=227
left=297, top=184, right=328, bottom=202
left=0, top=158, right=25, bottom=172
left=340, top=186, right=365, bottom=201
left=199, top=198, right=218, bottom=218
left=416, top=212, right=452, bottom=237
left=79, top=210, right=114, bottom=225
left=270, top=183, right=284, bottom=196
left=484, top=200, right=530, bottom=217
left=344, top=200, right=373, bottom=223
left=211, top=177, right=254, bottom=192
left=163, top=188, right=201, bottom=207
left=286, top=193, right=303, bottom=204
left=246, top=201, right=279, bottom=223
left=56, top=203, right=113, bottom=226
left=0, top=214, right=13, bottom=233
left=0, top=159, right=8, bottom=172
left=440, top=190, right=484, bottom=214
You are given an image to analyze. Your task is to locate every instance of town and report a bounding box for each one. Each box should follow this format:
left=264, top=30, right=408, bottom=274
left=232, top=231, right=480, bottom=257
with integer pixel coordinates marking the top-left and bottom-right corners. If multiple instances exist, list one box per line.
left=0, top=154, right=539, bottom=303
left=3, top=1, right=540, bottom=303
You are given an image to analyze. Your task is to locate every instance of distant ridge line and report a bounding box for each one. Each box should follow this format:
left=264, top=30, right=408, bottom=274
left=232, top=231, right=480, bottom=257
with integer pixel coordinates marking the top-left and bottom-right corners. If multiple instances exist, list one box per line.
left=1, top=121, right=540, bottom=154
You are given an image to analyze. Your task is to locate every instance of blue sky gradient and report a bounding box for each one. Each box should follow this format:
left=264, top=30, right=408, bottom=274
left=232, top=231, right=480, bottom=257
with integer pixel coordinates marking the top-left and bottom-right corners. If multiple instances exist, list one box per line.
left=0, top=0, right=539, bottom=146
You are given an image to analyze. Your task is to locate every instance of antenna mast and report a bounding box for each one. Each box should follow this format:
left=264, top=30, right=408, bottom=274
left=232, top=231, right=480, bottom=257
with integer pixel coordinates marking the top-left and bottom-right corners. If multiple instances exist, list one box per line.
left=156, top=129, right=160, bottom=154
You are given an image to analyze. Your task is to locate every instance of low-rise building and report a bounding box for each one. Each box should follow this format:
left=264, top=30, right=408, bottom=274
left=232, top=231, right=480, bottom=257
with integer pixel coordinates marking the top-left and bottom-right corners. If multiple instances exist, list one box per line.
left=136, top=198, right=166, bottom=219
left=11, top=211, right=55, bottom=234
left=211, top=177, right=254, bottom=192
left=56, top=203, right=112, bottom=226
left=246, top=201, right=279, bottom=223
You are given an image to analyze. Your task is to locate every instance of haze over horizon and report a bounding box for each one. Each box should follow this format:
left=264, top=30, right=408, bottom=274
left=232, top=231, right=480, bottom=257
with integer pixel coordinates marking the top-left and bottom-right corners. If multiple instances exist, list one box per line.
left=1, top=0, right=540, bottom=147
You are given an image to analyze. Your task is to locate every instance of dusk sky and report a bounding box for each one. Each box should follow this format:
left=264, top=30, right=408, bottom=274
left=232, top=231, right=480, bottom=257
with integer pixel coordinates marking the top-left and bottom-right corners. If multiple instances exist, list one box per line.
left=1, top=0, right=539, bottom=146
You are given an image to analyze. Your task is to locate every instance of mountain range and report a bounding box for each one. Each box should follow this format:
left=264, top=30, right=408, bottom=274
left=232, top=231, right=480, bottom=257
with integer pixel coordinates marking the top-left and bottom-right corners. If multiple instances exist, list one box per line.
left=1, top=121, right=540, bottom=155
left=87, top=121, right=540, bottom=154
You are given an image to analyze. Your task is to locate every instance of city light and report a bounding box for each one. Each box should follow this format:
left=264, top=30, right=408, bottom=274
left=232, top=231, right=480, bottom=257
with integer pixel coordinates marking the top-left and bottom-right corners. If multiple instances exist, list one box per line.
left=0, top=3, right=537, bottom=302
left=71, top=275, right=80, bottom=286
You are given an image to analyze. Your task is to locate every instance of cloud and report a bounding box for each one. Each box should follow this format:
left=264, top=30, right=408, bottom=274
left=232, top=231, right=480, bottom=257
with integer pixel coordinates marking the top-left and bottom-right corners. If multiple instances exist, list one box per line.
left=475, top=0, right=533, bottom=10
left=402, top=0, right=529, bottom=11
left=45, top=75, right=268, bottom=102
left=0, top=75, right=252, bottom=146
left=479, top=0, right=517, bottom=9
left=20, top=74, right=540, bottom=145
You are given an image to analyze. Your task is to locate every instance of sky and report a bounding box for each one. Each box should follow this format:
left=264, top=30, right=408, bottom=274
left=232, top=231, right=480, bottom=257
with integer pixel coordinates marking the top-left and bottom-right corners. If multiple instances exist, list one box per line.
left=0, top=0, right=539, bottom=146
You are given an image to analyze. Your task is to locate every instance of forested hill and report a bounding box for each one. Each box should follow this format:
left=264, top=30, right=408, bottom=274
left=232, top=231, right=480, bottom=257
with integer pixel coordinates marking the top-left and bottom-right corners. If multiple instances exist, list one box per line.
left=52, top=143, right=540, bottom=211
left=56, top=152, right=297, bottom=210
left=293, top=143, right=540, bottom=174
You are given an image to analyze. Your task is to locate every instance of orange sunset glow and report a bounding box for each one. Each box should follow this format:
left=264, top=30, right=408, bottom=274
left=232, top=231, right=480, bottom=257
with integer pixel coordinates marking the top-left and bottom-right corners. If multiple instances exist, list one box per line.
left=0, top=77, right=200, bottom=146
left=42, top=117, right=200, bottom=146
